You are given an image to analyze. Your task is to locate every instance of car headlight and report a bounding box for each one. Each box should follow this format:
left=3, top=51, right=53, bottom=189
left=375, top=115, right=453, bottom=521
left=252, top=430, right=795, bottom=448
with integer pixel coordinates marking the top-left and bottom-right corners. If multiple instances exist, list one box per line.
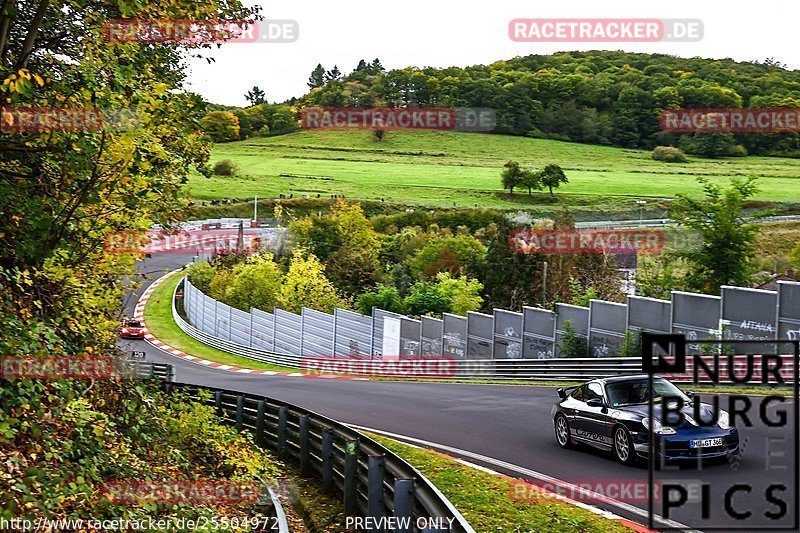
left=642, top=417, right=676, bottom=435
left=718, top=410, right=731, bottom=429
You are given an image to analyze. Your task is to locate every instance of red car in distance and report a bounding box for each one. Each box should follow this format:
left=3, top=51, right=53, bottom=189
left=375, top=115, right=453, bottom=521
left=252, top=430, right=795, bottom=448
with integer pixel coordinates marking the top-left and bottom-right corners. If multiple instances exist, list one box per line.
left=119, top=318, right=146, bottom=339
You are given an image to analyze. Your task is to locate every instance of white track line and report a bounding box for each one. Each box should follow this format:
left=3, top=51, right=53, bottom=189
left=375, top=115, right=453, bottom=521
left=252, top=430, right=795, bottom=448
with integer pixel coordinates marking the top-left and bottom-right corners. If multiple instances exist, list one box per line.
left=349, top=424, right=692, bottom=531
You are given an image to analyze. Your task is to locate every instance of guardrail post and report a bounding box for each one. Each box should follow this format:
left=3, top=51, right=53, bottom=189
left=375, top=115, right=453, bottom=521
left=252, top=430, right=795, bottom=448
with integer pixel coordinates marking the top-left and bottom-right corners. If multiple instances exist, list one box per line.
left=277, top=406, right=288, bottom=458
left=367, top=455, right=385, bottom=527
left=235, top=395, right=244, bottom=433
left=393, top=478, right=415, bottom=533
left=343, top=439, right=359, bottom=516
left=167, top=364, right=175, bottom=382
left=299, top=415, right=310, bottom=476
left=148, top=364, right=155, bottom=379
left=214, top=391, right=223, bottom=417
left=249, top=308, right=254, bottom=348
left=255, top=400, right=266, bottom=446
left=321, top=428, right=334, bottom=492
left=227, top=305, right=232, bottom=341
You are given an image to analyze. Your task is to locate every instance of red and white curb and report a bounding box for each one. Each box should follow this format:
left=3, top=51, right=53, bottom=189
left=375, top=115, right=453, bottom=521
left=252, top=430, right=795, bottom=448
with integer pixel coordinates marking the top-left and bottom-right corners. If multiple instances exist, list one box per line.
left=133, top=269, right=369, bottom=381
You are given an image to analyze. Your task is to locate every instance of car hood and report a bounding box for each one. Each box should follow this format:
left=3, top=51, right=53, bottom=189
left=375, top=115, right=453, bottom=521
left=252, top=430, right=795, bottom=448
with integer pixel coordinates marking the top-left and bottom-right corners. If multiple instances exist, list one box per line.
left=617, top=402, right=722, bottom=428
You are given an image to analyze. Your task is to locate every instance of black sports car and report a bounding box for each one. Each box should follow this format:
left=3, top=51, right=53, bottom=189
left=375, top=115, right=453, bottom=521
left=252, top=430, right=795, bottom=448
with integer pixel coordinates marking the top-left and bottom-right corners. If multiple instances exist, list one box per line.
left=551, top=375, right=739, bottom=465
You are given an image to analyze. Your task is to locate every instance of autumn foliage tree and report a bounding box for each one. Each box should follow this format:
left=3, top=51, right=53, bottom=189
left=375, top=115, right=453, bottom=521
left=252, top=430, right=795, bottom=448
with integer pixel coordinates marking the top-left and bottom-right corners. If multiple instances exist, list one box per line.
left=200, top=111, right=240, bottom=142
left=0, top=0, right=266, bottom=523
left=278, top=249, right=345, bottom=314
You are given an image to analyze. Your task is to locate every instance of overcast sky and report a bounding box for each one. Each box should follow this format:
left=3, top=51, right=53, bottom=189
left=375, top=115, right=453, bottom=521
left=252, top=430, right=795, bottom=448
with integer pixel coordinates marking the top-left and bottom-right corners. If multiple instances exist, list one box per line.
left=184, top=0, right=799, bottom=107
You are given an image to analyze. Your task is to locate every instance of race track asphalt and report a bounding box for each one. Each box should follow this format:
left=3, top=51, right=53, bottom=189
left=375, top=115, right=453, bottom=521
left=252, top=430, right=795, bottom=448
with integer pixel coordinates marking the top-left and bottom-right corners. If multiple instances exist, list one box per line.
left=119, top=252, right=799, bottom=531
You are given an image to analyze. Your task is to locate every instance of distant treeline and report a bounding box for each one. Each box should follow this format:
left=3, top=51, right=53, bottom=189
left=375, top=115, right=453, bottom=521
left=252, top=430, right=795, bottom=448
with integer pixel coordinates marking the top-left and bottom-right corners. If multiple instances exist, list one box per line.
left=296, top=51, right=800, bottom=157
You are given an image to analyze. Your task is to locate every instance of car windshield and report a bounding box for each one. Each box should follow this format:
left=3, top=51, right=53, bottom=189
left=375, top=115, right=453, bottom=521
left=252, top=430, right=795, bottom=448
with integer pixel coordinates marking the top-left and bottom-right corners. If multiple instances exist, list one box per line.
left=605, top=378, right=689, bottom=407
left=127, top=320, right=142, bottom=328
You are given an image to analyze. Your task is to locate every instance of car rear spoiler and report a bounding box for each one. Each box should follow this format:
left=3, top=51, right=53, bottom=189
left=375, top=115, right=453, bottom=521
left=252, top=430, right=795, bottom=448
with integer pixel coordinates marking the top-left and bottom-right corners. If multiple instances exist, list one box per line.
left=557, top=386, right=578, bottom=400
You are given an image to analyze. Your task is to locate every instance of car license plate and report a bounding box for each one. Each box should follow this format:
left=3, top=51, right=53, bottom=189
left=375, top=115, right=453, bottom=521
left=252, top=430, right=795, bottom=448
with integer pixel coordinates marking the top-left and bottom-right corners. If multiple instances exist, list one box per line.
left=690, top=437, right=723, bottom=448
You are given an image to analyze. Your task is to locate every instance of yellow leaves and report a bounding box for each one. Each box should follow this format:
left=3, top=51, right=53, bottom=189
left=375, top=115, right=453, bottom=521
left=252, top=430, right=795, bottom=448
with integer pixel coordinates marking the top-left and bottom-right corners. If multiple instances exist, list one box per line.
left=1, top=69, right=43, bottom=94
left=17, top=269, right=33, bottom=286
left=151, top=82, right=169, bottom=96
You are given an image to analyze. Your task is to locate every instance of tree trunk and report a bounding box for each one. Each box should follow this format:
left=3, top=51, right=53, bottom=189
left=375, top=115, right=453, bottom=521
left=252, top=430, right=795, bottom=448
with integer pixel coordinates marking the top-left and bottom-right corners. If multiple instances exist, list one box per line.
left=16, top=0, right=50, bottom=70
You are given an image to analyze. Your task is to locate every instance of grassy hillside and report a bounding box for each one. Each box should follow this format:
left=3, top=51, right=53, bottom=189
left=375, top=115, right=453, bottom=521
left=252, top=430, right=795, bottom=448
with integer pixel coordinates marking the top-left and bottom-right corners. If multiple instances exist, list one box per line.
left=187, top=130, right=800, bottom=211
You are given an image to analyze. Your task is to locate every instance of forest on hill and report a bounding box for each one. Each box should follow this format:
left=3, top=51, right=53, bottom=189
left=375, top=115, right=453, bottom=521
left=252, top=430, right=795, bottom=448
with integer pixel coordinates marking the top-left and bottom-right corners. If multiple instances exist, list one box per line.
left=296, top=51, right=800, bottom=157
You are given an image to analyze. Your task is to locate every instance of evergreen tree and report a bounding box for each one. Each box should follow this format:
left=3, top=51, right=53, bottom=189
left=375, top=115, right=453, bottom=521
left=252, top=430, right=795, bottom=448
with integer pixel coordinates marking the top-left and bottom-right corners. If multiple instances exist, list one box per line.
left=244, top=85, right=266, bottom=105
left=324, top=65, right=342, bottom=82
left=370, top=58, right=384, bottom=74
left=307, top=63, right=326, bottom=88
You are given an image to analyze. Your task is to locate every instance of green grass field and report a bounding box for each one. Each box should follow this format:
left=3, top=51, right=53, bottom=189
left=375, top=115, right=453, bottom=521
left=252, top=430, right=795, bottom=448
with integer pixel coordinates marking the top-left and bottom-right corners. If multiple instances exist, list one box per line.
left=187, top=130, right=800, bottom=210
left=142, top=272, right=295, bottom=372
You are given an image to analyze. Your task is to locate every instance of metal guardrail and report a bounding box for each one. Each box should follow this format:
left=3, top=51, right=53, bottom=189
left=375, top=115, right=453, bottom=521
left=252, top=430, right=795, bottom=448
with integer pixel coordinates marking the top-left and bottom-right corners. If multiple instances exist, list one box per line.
left=266, top=487, right=290, bottom=533
left=574, top=214, right=800, bottom=229
left=164, top=382, right=474, bottom=533
left=171, top=278, right=646, bottom=380
left=127, top=363, right=288, bottom=532
left=126, top=360, right=175, bottom=381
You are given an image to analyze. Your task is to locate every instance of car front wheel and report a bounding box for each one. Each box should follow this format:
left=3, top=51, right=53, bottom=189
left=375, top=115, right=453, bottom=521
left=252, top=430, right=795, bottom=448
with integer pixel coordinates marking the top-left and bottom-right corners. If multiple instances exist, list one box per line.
left=613, top=426, right=636, bottom=465
left=554, top=414, right=573, bottom=449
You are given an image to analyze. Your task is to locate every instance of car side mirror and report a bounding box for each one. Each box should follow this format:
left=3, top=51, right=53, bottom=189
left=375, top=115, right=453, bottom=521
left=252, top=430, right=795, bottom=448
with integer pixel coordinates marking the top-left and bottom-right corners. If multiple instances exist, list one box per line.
left=685, top=391, right=694, bottom=398
left=587, top=398, right=604, bottom=408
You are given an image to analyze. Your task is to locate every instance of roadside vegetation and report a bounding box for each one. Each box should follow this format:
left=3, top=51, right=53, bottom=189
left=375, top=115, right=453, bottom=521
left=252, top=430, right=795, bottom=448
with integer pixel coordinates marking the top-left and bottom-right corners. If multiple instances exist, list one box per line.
left=0, top=0, right=320, bottom=527
left=370, top=434, right=631, bottom=532
left=188, top=199, right=627, bottom=319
